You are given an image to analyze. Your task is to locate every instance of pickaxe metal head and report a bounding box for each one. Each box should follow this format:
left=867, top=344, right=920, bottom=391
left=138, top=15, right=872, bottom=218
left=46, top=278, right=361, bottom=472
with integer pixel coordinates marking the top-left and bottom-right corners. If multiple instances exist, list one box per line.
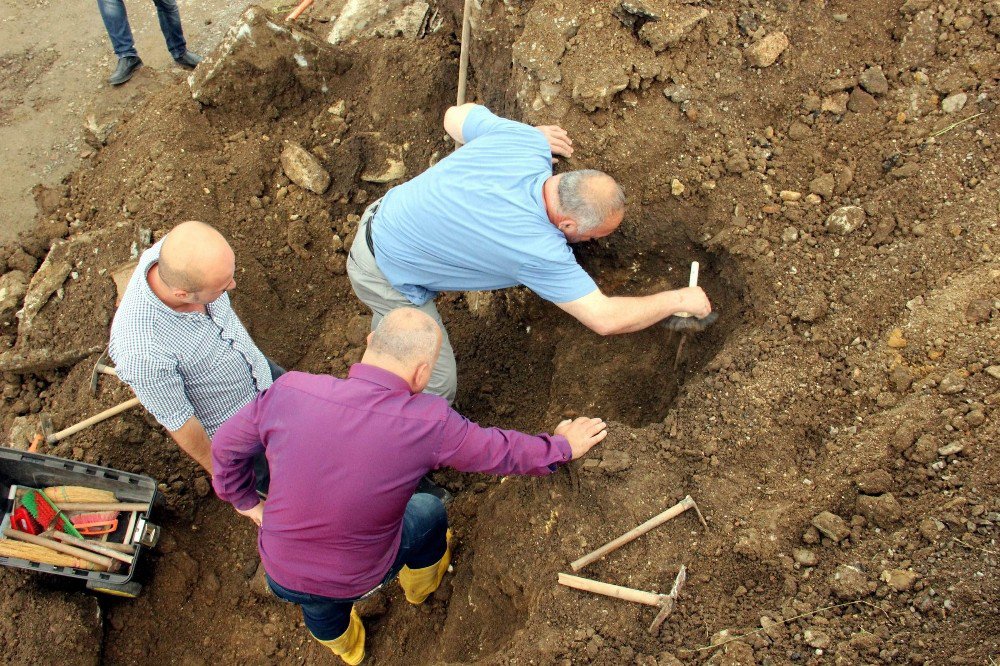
left=648, top=565, right=687, bottom=635
left=90, top=349, right=117, bottom=396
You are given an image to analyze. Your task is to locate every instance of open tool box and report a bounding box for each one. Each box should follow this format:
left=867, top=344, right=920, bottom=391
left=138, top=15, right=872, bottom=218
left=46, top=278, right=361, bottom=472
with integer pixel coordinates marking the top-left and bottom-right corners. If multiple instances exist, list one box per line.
left=0, top=448, right=160, bottom=597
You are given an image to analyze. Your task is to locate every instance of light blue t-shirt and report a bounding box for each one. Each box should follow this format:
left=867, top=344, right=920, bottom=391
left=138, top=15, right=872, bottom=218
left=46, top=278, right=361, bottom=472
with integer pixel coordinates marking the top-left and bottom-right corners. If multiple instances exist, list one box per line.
left=372, top=105, right=598, bottom=306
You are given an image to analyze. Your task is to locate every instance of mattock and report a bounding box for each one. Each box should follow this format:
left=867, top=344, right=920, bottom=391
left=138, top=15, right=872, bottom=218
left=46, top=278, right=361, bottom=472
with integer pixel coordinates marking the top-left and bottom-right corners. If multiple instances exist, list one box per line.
left=90, top=347, right=118, bottom=396
left=558, top=566, right=687, bottom=635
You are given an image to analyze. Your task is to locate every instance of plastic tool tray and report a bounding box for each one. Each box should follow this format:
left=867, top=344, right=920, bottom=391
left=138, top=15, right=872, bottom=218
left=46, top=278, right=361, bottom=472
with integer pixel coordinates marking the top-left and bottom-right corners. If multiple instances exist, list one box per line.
left=0, top=448, right=160, bottom=596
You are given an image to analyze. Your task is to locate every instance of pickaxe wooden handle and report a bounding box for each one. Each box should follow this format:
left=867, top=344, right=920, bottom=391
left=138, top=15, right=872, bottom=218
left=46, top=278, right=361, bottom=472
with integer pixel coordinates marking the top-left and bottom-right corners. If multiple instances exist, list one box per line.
left=45, top=397, right=141, bottom=444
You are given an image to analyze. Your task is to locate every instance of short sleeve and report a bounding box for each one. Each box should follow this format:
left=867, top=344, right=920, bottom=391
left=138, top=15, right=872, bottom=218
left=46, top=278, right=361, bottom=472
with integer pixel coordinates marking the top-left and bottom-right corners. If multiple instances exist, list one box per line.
left=516, top=254, right=598, bottom=304
left=114, top=351, right=195, bottom=432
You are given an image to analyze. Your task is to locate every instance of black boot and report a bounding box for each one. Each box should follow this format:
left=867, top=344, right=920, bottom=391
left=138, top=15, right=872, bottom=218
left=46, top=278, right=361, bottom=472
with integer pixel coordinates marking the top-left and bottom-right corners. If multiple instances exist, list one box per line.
left=174, top=51, right=202, bottom=70
left=108, top=56, right=142, bottom=86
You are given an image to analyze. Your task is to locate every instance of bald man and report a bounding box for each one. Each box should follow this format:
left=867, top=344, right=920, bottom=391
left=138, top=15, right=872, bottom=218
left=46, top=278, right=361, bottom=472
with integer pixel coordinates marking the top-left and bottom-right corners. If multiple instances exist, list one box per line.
left=348, top=103, right=712, bottom=404
left=109, top=221, right=280, bottom=477
left=212, top=308, right=607, bottom=664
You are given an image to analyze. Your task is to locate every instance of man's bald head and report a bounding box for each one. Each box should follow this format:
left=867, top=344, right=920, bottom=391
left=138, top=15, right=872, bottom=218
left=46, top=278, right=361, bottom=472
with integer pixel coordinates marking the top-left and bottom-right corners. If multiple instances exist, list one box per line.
left=367, top=308, right=443, bottom=370
left=158, top=221, right=235, bottom=297
left=556, top=170, right=626, bottom=234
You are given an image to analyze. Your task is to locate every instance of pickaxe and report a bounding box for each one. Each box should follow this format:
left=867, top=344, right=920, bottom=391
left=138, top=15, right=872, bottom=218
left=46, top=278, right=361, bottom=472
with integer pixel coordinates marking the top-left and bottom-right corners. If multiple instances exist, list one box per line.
left=558, top=566, right=688, bottom=634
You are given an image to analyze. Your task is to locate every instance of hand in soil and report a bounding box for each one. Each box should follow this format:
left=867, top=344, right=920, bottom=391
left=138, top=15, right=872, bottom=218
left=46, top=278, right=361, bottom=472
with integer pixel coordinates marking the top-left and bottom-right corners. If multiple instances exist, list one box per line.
left=555, top=417, right=607, bottom=459
left=673, top=286, right=712, bottom=318
left=237, top=501, right=265, bottom=527
left=535, top=124, right=573, bottom=161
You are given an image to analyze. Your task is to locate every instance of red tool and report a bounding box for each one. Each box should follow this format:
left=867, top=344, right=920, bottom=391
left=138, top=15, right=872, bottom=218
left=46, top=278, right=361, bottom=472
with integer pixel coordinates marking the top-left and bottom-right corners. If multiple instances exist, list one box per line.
left=11, top=506, right=42, bottom=535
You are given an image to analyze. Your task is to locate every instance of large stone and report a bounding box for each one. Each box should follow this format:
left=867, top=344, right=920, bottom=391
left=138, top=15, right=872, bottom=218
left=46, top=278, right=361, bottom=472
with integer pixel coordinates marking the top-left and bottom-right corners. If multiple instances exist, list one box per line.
left=941, top=92, right=968, bottom=114
left=190, top=7, right=351, bottom=113
left=360, top=142, right=407, bottom=183
left=857, top=493, right=903, bottom=528
left=826, top=206, right=865, bottom=235
left=572, top=65, right=630, bottom=112
left=830, top=564, right=871, bottom=599
left=812, top=511, right=851, bottom=542
left=744, top=32, right=789, bottom=67
left=859, top=66, right=889, bottom=95
left=328, top=0, right=436, bottom=44
left=847, top=86, right=878, bottom=113
left=809, top=172, right=835, bottom=199
left=0, top=270, right=29, bottom=322
left=639, top=6, right=710, bottom=52
left=280, top=142, right=331, bottom=195
left=881, top=569, right=919, bottom=592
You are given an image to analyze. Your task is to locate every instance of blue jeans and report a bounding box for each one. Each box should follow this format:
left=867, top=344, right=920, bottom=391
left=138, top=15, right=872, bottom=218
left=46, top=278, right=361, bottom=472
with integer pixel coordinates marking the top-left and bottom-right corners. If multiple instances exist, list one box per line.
left=267, top=493, right=448, bottom=640
left=97, top=0, right=187, bottom=60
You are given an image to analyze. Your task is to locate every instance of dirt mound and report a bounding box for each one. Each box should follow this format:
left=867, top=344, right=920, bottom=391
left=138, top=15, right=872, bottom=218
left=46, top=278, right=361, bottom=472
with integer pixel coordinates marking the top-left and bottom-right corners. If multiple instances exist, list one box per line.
left=0, top=0, right=997, bottom=663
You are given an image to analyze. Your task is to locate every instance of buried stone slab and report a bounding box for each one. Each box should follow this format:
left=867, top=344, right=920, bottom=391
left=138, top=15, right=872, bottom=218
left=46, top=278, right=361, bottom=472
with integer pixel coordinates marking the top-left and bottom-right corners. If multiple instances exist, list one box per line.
left=190, top=6, right=351, bottom=113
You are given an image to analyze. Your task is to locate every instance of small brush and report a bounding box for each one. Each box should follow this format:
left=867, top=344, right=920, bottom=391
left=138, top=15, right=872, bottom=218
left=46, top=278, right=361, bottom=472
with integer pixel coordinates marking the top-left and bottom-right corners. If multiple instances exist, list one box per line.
left=662, top=261, right=718, bottom=332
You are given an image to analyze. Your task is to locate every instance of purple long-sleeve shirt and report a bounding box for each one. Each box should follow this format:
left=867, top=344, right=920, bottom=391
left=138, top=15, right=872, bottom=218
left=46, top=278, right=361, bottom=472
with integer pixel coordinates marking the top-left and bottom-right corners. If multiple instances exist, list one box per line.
left=211, top=364, right=572, bottom=598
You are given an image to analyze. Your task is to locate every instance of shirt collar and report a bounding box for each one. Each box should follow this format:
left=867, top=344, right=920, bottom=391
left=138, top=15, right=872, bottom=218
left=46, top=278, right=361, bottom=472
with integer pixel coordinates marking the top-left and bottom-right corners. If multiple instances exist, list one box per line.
left=348, top=363, right=413, bottom=393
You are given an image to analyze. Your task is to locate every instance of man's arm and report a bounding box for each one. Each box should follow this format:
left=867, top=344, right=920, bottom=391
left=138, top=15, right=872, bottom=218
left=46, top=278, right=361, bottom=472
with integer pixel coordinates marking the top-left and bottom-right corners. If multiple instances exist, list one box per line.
left=443, top=103, right=478, bottom=144
left=556, top=287, right=712, bottom=336
left=436, top=411, right=607, bottom=477
left=169, top=417, right=213, bottom=472
left=211, top=399, right=265, bottom=518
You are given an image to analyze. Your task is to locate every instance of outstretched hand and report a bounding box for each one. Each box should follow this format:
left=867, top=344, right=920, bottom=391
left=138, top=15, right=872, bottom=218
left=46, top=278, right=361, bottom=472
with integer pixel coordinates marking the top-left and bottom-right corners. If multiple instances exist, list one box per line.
left=555, top=416, right=607, bottom=460
left=535, top=125, right=574, bottom=162
left=237, top=501, right=265, bottom=527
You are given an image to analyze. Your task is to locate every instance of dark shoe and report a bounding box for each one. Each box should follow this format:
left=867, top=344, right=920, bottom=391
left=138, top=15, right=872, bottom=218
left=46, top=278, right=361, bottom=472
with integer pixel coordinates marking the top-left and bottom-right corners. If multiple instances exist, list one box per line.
left=174, top=51, right=202, bottom=69
left=417, top=476, right=453, bottom=505
left=108, top=56, right=142, bottom=86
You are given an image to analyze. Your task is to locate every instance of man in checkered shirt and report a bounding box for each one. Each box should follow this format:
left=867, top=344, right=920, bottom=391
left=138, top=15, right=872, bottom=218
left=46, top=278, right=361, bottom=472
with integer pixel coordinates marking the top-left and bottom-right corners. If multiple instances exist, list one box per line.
left=110, top=221, right=281, bottom=488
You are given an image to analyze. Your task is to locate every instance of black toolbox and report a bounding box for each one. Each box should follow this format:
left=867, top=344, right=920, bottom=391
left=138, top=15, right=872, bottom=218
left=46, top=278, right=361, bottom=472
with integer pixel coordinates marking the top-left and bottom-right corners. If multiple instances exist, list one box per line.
left=0, top=448, right=160, bottom=597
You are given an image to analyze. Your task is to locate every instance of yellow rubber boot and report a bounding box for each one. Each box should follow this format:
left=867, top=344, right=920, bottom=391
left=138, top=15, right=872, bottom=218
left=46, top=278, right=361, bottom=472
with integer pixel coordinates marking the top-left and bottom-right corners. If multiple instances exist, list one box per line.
left=312, top=607, right=365, bottom=665
left=398, top=530, right=452, bottom=605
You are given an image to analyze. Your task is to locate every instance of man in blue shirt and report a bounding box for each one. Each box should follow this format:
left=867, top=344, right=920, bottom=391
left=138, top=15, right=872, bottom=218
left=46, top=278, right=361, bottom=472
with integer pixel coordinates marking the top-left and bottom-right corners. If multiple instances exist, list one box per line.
left=347, top=104, right=712, bottom=403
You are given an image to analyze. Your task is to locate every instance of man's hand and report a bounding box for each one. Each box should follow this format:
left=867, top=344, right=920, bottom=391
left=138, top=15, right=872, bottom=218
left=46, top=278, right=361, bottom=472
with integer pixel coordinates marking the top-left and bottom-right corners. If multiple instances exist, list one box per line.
left=675, top=286, right=712, bottom=318
left=535, top=125, right=574, bottom=161
left=237, top=501, right=265, bottom=527
left=555, top=417, right=607, bottom=460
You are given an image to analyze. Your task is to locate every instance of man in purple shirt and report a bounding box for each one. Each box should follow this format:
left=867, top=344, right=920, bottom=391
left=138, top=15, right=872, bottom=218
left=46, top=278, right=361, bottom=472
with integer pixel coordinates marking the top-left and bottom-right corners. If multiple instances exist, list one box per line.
left=212, top=308, right=607, bottom=664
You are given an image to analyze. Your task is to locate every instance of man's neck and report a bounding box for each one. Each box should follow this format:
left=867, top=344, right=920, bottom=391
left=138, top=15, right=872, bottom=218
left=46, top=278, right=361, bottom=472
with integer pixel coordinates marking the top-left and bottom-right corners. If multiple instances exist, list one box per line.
left=147, top=263, right=206, bottom=314
left=542, top=176, right=561, bottom=226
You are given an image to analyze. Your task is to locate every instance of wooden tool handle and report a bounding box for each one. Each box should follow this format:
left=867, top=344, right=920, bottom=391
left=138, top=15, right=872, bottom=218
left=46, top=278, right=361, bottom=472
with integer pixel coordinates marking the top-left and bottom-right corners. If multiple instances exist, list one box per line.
left=688, top=261, right=700, bottom=287
left=49, top=532, right=134, bottom=565
left=571, top=496, right=694, bottom=572
left=55, top=502, right=147, bottom=512
left=558, top=573, right=664, bottom=607
left=3, top=528, right=113, bottom=569
left=47, top=397, right=141, bottom=443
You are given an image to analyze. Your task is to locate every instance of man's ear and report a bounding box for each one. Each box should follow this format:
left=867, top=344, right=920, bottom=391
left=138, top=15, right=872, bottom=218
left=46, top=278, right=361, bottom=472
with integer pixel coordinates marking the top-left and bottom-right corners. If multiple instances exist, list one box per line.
left=366, top=331, right=374, bottom=346
left=558, top=219, right=578, bottom=235
left=412, top=362, right=432, bottom=393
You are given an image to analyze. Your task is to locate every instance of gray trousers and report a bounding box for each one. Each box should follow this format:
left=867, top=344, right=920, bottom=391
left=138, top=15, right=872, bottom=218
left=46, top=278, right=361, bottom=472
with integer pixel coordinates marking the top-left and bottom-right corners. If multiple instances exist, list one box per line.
left=346, top=203, right=458, bottom=404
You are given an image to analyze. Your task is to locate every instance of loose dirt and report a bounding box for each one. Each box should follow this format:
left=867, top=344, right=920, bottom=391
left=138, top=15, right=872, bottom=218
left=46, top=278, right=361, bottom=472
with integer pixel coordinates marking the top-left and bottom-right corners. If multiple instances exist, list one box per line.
left=0, top=0, right=997, bottom=664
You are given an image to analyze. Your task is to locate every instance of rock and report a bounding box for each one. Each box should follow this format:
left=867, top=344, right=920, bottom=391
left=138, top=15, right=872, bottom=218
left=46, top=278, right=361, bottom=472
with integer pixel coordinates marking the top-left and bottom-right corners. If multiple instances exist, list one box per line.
left=663, top=85, right=692, bottom=104
left=657, top=652, right=684, bottom=666
left=787, top=120, right=811, bottom=140
left=859, top=66, right=889, bottom=95
left=899, top=10, right=938, bottom=65
left=812, top=511, right=851, bottom=542
left=941, top=92, right=967, bottom=114
left=18, top=256, right=72, bottom=336
left=889, top=364, right=913, bottom=392
left=745, top=32, right=789, bottom=67
left=821, top=93, right=849, bottom=114
left=887, top=328, right=907, bottom=348
left=371, top=2, right=432, bottom=39
left=804, top=628, right=831, bottom=649
left=792, top=293, right=828, bottom=322
left=598, top=450, right=632, bottom=473
left=572, top=64, right=629, bottom=112
left=0, top=271, right=29, bottom=322
left=826, top=206, right=865, bottom=235
left=830, top=564, right=871, bottom=599
left=965, top=299, right=993, bottom=323
left=760, top=616, right=785, bottom=640
left=725, top=153, right=750, bottom=174
left=847, top=87, right=878, bottom=113
left=937, top=442, right=964, bottom=456
left=7, top=248, right=38, bottom=275
left=7, top=415, right=37, bottom=450
left=808, top=173, right=835, bottom=199
left=792, top=548, right=818, bottom=566
left=190, top=7, right=350, bottom=113
left=345, top=314, right=370, bottom=347
left=986, top=365, right=1000, bottom=380
left=938, top=371, right=968, bottom=395
left=193, top=476, right=211, bottom=497
left=671, top=179, right=685, bottom=196
left=328, top=0, right=435, bottom=44
left=280, top=142, right=330, bottom=194
left=909, top=434, right=938, bottom=463
left=639, top=6, right=709, bottom=52
left=834, top=165, right=854, bottom=193
left=857, top=493, right=902, bottom=528
left=855, top=470, right=893, bottom=494
left=918, top=516, right=944, bottom=541
left=361, top=142, right=407, bottom=183
left=881, top=569, right=918, bottom=592
left=780, top=190, right=801, bottom=202
left=781, top=226, right=799, bottom=243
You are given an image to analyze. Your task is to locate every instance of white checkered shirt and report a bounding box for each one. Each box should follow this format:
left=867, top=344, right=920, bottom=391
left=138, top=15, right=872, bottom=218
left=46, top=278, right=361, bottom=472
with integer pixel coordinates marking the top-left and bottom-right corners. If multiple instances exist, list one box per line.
left=109, top=239, right=273, bottom=436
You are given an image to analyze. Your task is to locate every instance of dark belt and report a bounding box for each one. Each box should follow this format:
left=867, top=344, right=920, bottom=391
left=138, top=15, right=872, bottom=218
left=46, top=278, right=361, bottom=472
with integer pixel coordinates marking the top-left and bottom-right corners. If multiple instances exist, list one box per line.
left=364, top=201, right=380, bottom=257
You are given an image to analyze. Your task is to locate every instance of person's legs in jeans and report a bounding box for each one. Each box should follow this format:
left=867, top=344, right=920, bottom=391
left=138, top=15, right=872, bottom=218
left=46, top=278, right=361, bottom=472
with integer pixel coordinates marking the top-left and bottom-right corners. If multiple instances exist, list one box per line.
left=394, top=493, right=450, bottom=604
left=96, top=0, right=138, bottom=58
left=151, top=0, right=187, bottom=59
left=267, top=575, right=364, bottom=665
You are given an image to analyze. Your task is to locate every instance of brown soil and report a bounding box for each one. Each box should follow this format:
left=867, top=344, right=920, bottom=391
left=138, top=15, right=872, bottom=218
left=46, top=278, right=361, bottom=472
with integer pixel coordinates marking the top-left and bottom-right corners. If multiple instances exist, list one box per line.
left=0, top=0, right=998, bottom=664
